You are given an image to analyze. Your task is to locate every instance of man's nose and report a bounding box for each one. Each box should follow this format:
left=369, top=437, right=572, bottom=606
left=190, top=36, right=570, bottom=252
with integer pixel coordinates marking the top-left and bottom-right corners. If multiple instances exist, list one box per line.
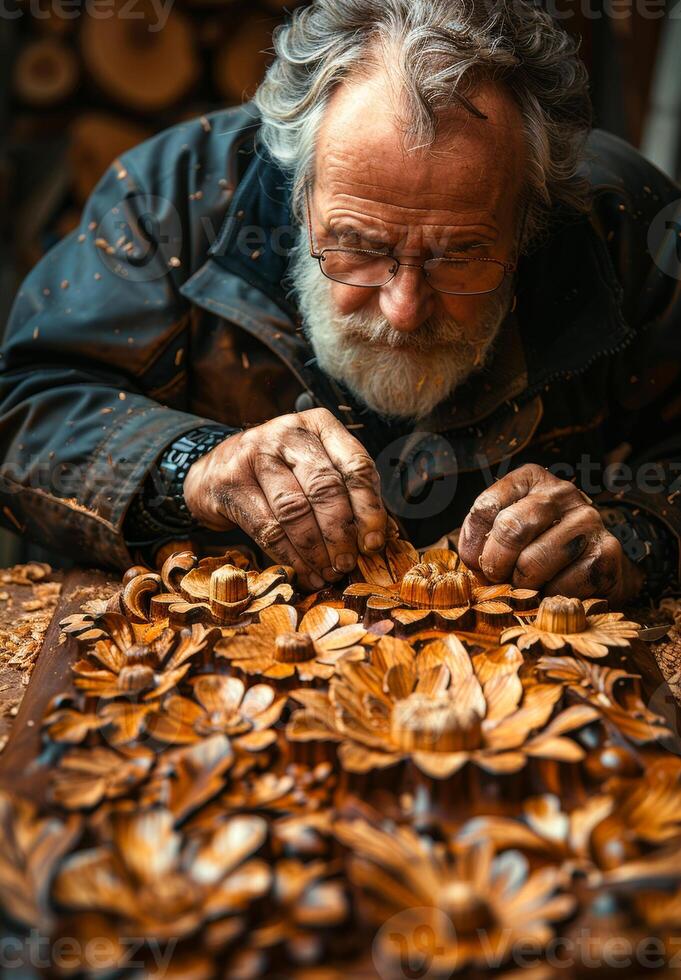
left=378, top=264, right=434, bottom=333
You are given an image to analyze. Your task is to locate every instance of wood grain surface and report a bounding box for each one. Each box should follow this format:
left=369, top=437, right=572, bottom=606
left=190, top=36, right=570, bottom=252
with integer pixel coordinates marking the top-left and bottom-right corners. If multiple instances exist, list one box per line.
left=0, top=567, right=119, bottom=804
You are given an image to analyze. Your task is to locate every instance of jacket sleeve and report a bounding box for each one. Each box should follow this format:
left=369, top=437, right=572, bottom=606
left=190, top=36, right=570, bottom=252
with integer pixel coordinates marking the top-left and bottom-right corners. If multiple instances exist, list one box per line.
left=0, top=129, right=224, bottom=569
left=591, top=133, right=681, bottom=585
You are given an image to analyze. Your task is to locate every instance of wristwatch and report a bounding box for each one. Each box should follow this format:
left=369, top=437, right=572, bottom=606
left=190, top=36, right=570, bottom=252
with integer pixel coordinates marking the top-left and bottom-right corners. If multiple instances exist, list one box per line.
left=124, top=424, right=236, bottom=547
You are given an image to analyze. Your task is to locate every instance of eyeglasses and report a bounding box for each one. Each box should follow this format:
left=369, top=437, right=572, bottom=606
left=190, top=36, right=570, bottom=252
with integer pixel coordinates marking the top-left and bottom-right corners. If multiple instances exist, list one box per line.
left=304, top=179, right=518, bottom=296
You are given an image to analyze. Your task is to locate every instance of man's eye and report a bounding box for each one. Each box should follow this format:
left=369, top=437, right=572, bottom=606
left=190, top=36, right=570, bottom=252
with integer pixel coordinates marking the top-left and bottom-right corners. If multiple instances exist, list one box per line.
left=445, top=243, right=486, bottom=255
left=339, top=237, right=387, bottom=252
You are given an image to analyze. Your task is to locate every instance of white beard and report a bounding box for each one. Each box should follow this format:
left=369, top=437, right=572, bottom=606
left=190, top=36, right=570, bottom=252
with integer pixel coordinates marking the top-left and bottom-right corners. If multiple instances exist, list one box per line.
left=287, top=230, right=514, bottom=421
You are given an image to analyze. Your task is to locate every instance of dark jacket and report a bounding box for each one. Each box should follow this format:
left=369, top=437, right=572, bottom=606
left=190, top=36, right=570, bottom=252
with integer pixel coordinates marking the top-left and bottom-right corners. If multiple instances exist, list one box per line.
left=1, top=103, right=680, bottom=580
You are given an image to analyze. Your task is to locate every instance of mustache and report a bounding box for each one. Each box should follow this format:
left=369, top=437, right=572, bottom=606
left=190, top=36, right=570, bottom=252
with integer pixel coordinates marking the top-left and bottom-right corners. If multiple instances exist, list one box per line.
left=334, top=310, right=498, bottom=355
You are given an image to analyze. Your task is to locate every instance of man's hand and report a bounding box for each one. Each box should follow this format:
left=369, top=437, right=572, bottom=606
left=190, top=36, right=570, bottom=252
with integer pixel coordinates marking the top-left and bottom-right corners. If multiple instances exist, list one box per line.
left=183, top=408, right=387, bottom=592
left=458, top=464, right=644, bottom=604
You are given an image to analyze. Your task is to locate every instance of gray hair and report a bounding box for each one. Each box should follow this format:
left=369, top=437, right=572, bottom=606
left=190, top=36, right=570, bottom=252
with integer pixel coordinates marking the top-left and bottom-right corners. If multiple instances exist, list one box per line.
left=253, top=0, right=593, bottom=249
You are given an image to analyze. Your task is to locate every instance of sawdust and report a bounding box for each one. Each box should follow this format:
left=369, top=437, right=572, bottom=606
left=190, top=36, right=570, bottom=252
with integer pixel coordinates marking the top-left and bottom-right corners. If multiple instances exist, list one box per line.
left=0, top=567, right=63, bottom=745
left=660, top=597, right=681, bottom=628
left=21, top=581, right=61, bottom=612
left=637, top=597, right=681, bottom=702
left=0, top=562, right=52, bottom=586
left=0, top=600, right=59, bottom=670
left=69, top=583, right=119, bottom=607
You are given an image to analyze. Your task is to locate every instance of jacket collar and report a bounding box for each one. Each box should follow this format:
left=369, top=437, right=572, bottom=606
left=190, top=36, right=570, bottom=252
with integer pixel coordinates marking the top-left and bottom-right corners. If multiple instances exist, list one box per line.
left=205, top=127, right=300, bottom=325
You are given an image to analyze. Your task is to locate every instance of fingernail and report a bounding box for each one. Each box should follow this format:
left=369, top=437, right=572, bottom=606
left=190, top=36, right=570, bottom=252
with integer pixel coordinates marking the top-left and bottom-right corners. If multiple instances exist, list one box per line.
left=310, top=573, right=325, bottom=590
left=364, top=532, right=385, bottom=552
left=334, top=553, right=356, bottom=573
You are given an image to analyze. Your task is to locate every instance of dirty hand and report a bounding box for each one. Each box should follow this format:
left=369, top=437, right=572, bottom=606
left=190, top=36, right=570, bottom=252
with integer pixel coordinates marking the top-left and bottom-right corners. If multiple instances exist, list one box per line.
left=457, top=463, right=644, bottom=603
left=183, top=408, right=388, bottom=592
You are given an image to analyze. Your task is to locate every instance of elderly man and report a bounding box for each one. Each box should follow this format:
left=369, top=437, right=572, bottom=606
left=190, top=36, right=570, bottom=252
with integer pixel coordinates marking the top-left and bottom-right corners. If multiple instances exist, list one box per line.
left=1, top=0, right=680, bottom=602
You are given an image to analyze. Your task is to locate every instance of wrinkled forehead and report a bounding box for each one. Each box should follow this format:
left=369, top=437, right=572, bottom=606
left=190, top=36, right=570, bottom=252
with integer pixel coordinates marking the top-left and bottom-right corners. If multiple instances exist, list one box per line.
left=314, top=73, right=527, bottom=226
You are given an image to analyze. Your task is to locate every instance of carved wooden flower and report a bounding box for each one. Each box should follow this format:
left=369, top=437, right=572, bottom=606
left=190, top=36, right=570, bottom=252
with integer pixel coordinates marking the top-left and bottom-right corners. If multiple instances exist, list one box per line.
left=501, top=595, right=640, bottom=658
left=336, top=819, right=575, bottom=974
left=537, top=654, right=672, bottom=745
left=141, top=734, right=235, bottom=824
left=589, top=757, right=681, bottom=869
left=53, top=808, right=270, bottom=941
left=272, top=810, right=337, bottom=861
left=43, top=696, right=104, bottom=744
left=242, top=858, right=349, bottom=968
left=147, top=675, right=286, bottom=761
left=217, top=604, right=367, bottom=681
left=71, top=615, right=219, bottom=700
left=43, top=695, right=153, bottom=748
left=50, top=745, right=155, bottom=810
left=288, top=635, right=599, bottom=777
left=149, top=555, right=295, bottom=628
left=344, top=539, right=536, bottom=636
left=0, top=791, right=80, bottom=932
left=185, top=763, right=336, bottom=842
left=634, top=885, right=681, bottom=938
left=459, top=792, right=614, bottom=869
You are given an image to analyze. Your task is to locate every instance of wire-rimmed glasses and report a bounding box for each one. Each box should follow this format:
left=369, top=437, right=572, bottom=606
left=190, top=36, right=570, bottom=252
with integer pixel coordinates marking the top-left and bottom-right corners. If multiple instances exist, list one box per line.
left=304, top=179, right=518, bottom=296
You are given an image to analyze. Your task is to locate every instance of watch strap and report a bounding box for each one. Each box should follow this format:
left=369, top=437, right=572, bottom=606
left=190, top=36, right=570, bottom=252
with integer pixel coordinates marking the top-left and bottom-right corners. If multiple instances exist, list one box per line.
left=124, top=424, right=235, bottom=548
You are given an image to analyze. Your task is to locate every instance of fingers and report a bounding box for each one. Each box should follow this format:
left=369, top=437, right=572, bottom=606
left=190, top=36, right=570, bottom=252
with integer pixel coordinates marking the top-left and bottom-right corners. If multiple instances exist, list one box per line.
left=478, top=493, right=562, bottom=582
left=279, top=434, right=360, bottom=577
left=221, top=477, right=326, bottom=593
left=310, top=410, right=388, bottom=555
left=509, top=505, right=601, bottom=589
left=254, top=449, right=337, bottom=583
left=459, top=464, right=548, bottom=571
left=459, top=464, right=583, bottom=576
left=543, top=532, right=624, bottom=600
left=190, top=408, right=387, bottom=589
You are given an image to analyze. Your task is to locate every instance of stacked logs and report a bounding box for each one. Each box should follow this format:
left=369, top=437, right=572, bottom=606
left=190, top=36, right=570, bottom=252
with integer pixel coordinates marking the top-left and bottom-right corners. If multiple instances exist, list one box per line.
left=7, top=1, right=308, bottom=271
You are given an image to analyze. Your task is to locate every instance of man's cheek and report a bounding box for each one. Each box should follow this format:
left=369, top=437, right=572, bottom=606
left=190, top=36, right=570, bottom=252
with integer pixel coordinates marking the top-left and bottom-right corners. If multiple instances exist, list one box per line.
left=331, top=281, right=377, bottom=315
left=440, top=293, right=484, bottom=330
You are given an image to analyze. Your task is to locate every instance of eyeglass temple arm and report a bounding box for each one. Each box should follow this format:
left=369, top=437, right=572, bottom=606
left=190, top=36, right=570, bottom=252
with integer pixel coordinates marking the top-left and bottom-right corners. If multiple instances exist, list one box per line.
left=305, top=179, right=322, bottom=258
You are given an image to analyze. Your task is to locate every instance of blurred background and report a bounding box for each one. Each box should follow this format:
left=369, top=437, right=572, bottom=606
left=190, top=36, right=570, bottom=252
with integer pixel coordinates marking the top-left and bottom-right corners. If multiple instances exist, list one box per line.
left=0, top=0, right=679, bottom=567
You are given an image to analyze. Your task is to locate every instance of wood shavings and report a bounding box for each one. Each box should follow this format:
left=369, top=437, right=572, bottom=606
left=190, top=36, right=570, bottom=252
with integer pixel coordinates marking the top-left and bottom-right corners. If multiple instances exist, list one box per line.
left=0, top=581, right=60, bottom=668
left=0, top=562, right=52, bottom=586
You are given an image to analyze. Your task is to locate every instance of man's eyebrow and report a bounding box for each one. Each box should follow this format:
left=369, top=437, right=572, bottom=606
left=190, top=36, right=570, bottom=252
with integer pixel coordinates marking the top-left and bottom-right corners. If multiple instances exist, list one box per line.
left=329, top=223, right=392, bottom=247
left=326, top=220, right=498, bottom=250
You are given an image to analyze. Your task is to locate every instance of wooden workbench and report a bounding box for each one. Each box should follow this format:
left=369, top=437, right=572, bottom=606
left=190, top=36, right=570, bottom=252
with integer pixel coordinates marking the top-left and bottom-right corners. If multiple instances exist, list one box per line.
left=0, top=567, right=119, bottom=804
